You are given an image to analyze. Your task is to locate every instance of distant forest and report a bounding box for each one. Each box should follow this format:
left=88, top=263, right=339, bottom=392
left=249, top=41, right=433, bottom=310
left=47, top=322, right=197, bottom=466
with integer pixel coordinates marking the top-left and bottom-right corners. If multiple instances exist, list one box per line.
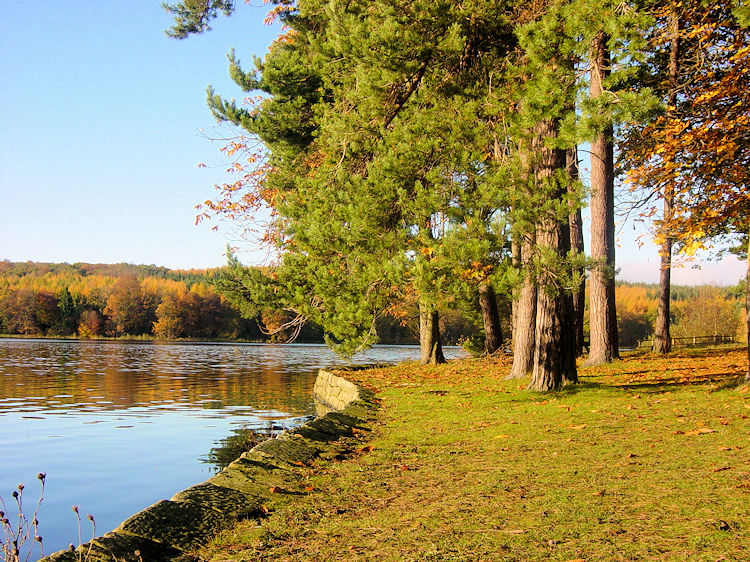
left=0, top=260, right=744, bottom=350
left=0, top=260, right=477, bottom=345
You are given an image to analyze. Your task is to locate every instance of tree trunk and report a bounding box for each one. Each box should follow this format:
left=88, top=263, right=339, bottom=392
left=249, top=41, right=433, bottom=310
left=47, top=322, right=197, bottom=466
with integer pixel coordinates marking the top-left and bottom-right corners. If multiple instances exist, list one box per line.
left=508, top=235, right=537, bottom=379
left=745, top=232, right=749, bottom=384
left=653, top=13, right=680, bottom=355
left=567, top=147, right=585, bottom=357
left=653, top=228, right=673, bottom=354
left=529, top=119, right=578, bottom=391
left=511, top=237, right=521, bottom=347
left=478, top=283, right=503, bottom=355
left=419, top=302, right=445, bottom=365
left=586, top=31, right=619, bottom=365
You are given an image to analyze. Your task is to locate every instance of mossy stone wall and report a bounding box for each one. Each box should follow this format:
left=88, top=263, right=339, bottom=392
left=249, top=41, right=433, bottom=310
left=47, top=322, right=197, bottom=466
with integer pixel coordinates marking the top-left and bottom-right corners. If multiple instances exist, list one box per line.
left=42, top=370, right=377, bottom=562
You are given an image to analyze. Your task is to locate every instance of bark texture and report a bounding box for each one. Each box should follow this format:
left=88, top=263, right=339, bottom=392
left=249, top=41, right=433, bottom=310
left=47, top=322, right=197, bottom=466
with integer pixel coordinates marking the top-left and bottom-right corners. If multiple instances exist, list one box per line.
left=746, top=233, right=749, bottom=384
left=653, top=13, right=680, bottom=355
left=586, top=31, right=619, bottom=365
left=419, top=303, right=445, bottom=365
left=478, top=283, right=503, bottom=355
left=567, top=147, right=585, bottom=357
left=508, top=235, right=537, bottom=379
left=529, top=119, right=578, bottom=391
left=510, top=237, right=521, bottom=346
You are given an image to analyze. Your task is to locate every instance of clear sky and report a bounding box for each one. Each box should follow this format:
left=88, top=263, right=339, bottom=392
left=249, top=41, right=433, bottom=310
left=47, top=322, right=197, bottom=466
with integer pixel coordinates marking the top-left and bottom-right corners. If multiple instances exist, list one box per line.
left=1, top=1, right=744, bottom=284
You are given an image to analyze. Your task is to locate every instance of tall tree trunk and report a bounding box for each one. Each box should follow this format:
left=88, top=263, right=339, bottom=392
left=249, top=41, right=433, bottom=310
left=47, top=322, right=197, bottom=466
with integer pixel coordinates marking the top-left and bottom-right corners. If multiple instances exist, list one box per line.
left=511, top=237, right=521, bottom=346
left=508, top=235, right=537, bottom=379
left=745, top=232, right=749, bottom=384
left=419, top=302, right=445, bottom=365
left=479, top=283, right=503, bottom=355
left=529, top=119, right=578, bottom=391
left=567, top=147, right=585, bottom=357
left=653, top=13, right=680, bottom=355
left=587, top=31, right=619, bottom=365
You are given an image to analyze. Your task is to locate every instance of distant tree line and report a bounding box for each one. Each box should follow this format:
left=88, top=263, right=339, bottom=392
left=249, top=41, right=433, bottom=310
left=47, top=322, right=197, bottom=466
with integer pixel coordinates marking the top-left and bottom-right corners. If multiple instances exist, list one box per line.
left=0, top=260, right=481, bottom=344
left=615, top=282, right=746, bottom=348
left=2, top=261, right=741, bottom=353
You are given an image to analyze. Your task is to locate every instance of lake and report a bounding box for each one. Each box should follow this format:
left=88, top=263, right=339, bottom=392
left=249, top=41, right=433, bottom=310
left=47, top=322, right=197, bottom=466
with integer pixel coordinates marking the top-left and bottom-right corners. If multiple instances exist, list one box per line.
left=0, top=338, right=464, bottom=557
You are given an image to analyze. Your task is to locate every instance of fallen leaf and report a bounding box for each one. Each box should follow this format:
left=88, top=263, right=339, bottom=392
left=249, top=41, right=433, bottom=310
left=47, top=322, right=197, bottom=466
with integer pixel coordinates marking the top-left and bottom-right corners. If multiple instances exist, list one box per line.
left=684, top=427, right=716, bottom=436
left=626, top=453, right=637, bottom=459
left=358, top=445, right=374, bottom=453
left=305, top=485, right=315, bottom=492
left=710, top=466, right=732, bottom=473
left=269, top=486, right=283, bottom=494
left=495, top=434, right=510, bottom=439
left=569, top=424, right=587, bottom=430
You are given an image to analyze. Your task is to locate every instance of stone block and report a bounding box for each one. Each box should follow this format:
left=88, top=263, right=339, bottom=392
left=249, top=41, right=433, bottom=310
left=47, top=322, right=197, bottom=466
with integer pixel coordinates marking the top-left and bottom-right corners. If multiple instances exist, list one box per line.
left=252, top=436, right=318, bottom=464
left=323, top=411, right=371, bottom=429
left=171, top=482, right=264, bottom=519
left=116, top=500, right=232, bottom=551
left=305, top=416, right=354, bottom=437
left=82, top=531, right=185, bottom=562
left=207, top=457, right=293, bottom=497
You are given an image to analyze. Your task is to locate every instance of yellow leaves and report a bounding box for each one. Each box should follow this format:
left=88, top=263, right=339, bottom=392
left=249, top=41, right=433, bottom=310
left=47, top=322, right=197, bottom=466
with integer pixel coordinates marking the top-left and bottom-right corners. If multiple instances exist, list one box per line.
left=681, top=233, right=706, bottom=257
left=568, top=424, right=587, bottom=430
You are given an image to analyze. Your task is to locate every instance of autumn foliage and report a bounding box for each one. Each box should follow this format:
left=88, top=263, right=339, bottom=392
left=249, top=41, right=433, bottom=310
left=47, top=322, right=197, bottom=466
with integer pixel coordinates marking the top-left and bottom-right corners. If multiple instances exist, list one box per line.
left=624, top=1, right=750, bottom=250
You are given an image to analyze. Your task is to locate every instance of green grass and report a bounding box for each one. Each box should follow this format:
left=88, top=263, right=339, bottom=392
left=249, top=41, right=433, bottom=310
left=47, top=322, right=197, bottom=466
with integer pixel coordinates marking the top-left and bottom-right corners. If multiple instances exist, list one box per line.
left=200, top=347, right=750, bottom=561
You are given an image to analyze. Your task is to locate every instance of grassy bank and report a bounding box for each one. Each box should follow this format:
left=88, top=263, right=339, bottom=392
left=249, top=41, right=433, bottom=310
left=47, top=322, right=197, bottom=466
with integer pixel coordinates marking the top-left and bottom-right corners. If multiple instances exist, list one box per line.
left=200, top=347, right=749, bottom=561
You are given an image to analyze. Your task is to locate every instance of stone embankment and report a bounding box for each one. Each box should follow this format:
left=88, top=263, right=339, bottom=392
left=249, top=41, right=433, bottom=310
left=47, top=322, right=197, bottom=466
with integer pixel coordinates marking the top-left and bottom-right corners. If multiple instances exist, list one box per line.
left=42, top=370, right=378, bottom=562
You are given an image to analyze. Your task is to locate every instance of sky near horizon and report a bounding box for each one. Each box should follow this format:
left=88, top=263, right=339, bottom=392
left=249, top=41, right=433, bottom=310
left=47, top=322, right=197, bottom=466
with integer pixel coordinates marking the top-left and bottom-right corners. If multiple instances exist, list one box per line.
left=1, top=1, right=745, bottom=285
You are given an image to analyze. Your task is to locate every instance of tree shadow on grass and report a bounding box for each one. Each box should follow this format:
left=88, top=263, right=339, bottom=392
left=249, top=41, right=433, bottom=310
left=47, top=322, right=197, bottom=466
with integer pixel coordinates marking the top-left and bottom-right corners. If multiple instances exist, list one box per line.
left=574, top=372, right=745, bottom=395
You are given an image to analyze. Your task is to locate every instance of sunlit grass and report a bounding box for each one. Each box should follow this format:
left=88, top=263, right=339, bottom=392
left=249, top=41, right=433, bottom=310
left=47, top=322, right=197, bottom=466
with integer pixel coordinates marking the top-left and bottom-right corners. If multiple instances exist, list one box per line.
left=200, top=347, right=749, bottom=561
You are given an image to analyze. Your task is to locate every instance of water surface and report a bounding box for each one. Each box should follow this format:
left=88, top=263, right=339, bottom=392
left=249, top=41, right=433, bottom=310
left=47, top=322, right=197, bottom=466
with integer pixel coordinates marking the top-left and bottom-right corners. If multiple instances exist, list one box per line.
left=0, top=339, right=463, bottom=556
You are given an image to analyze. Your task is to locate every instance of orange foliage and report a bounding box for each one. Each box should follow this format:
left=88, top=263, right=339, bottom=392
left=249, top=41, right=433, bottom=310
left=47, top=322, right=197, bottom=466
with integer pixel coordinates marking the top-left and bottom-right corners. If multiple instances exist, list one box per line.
left=625, top=2, right=750, bottom=247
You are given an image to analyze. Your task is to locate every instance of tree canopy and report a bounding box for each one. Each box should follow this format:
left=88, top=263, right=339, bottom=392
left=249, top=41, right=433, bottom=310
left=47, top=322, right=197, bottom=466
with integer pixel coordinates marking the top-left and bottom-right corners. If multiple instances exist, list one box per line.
left=169, top=0, right=750, bottom=387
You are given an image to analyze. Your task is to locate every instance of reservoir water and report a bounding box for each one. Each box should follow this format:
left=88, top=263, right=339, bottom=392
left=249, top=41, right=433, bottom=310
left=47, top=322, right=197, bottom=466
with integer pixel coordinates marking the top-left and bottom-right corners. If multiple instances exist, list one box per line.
left=0, top=338, right=464, bottom=557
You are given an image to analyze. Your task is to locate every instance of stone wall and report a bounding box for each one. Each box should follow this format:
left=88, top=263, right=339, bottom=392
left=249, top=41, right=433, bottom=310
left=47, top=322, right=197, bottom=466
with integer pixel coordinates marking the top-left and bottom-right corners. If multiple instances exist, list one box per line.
left=42, top=370, right=377, bottom=562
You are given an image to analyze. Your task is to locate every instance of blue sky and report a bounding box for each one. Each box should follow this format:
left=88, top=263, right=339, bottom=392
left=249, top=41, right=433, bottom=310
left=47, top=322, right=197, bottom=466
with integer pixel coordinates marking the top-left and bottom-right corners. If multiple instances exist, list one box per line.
left=1, top=0, right=277, bottom=269
left=0, top=1, right=744, bottom=284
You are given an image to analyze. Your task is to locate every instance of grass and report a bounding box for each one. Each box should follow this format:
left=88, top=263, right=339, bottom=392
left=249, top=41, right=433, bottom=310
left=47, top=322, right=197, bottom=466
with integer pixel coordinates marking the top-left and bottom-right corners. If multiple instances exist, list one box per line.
left=199, top=347, right=749, bottom=561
